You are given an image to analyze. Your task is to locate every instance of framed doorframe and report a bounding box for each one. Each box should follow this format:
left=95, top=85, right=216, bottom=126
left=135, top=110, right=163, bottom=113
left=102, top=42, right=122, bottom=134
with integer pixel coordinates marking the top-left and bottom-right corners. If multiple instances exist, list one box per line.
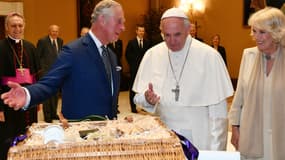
left=243, top=0, right=285, bottom=26
left=77, top=0, right=100, bottom=37
left=0, top=1, right=23, bottom=38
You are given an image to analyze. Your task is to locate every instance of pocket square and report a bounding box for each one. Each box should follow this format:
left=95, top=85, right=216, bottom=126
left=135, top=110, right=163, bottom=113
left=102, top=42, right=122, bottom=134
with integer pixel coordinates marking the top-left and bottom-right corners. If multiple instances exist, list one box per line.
left=116, top=66, right=122, bottom=71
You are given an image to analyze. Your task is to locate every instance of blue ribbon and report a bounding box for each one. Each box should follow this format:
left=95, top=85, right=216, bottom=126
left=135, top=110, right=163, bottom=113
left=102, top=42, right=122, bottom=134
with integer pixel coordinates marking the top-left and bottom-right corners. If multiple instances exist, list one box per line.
left=11, top=134, right=27, bottom=147
left=173, top=130, right=199, bottom=160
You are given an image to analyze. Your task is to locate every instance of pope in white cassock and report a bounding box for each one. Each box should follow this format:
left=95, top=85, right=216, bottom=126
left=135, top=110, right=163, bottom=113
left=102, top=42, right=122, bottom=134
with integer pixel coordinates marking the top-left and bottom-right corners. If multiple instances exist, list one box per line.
left=132, top=8, right=234, bottom=150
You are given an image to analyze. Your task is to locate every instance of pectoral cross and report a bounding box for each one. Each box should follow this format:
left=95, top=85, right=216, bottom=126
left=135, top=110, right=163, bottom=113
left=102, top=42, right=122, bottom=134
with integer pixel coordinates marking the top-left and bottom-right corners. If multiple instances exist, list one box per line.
left=171, top=85, right=180, bottom=101
left=19, top=66, right=25, bottom=76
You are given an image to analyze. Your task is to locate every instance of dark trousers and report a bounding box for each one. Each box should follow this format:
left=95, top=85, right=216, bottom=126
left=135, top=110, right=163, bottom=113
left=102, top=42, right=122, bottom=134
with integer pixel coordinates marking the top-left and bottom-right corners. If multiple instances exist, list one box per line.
left=129, top=88, right=137, bottom=112
left=0, top=107, right=37, bottom=160
left=128, top=74, right=137, bottom=112
left=43, top=94, right=58, bottom=123
left=0, top=135, right=13, bottom=160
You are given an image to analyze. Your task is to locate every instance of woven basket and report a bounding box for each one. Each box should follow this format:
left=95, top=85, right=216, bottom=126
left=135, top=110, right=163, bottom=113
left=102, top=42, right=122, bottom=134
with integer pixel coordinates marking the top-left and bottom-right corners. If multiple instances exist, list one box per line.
left=8, top=116, right=185, bottom=160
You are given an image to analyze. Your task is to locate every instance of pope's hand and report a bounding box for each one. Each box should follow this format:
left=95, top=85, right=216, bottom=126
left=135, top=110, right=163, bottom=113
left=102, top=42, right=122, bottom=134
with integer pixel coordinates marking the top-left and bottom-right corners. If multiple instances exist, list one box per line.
left=1, top=81, right=26, bottom=110
left=144, top=83, right=160, bottom=105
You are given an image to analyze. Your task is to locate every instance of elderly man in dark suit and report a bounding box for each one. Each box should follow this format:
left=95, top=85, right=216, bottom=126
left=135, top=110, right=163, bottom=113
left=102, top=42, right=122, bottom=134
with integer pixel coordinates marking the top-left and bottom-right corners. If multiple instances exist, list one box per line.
left=37, top=24, right=63, bottom=123
left=1, top=0, right=124, bottom=122
left=125, top=24, right=151, bottom=113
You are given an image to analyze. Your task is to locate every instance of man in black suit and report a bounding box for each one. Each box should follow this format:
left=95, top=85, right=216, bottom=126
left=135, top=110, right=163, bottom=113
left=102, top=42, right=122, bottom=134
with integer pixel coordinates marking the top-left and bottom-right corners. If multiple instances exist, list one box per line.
left=125, top=25, right=151, bottom=113
left=189, top=23, right=203, bottom=42
left=0, top=12, right=40, bottom=160
left=36, top=24, right=63, bottom=122
left=108, top=39, right=123, bottom=68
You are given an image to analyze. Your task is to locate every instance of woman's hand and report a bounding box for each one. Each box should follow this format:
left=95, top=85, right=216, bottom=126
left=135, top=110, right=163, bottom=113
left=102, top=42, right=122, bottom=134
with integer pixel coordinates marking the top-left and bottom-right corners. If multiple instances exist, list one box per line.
left=231, top=125, right=240, bottom=150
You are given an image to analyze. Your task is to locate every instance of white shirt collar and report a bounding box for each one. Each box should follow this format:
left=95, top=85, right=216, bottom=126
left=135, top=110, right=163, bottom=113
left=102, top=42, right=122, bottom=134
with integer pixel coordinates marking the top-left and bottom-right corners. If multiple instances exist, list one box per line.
left=88, top=30, right=104, bottom=55
left=49, top=36, right=58, bottom=42
left=136, top=36, right=143, bottom=42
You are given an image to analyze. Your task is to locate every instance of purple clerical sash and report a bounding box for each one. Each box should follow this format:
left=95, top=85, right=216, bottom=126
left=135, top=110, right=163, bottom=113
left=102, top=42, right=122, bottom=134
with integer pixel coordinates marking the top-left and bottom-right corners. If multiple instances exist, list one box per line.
left=1, top=68, right=35, bottom=85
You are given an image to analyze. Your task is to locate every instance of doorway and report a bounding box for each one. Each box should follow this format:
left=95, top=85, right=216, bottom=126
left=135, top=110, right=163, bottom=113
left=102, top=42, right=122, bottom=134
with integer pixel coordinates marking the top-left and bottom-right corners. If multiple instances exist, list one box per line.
left=0, top=16, right=5, bottom=39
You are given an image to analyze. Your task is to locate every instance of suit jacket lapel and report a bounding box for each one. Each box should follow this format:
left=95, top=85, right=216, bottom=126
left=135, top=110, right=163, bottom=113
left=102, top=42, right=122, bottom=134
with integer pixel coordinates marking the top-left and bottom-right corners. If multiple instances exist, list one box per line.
left=83, top=35, right=113, bottom=90
left=57, top=39, right=63, bottom=50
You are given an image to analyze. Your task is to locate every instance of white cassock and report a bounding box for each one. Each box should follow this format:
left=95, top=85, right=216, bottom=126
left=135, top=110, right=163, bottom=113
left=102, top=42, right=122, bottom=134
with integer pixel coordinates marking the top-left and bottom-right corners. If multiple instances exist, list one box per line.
left=133, top=36, right=234, bottom=150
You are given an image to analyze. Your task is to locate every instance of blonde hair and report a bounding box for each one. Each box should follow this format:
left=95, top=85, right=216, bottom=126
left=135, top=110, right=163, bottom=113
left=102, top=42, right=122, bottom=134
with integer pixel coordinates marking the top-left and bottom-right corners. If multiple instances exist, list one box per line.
left=248, top=7, right=285, bottom=46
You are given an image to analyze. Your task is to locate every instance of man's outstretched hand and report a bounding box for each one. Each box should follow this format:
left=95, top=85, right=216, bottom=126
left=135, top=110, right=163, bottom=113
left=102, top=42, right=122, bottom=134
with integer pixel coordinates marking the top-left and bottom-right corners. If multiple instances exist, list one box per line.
left=1, top=81, right=26, bottom=110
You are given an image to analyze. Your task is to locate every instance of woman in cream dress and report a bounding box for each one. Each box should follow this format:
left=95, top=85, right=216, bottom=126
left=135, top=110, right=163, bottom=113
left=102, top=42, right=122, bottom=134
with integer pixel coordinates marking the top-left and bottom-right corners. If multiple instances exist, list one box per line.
left=228, top=7, right=285, bottom=160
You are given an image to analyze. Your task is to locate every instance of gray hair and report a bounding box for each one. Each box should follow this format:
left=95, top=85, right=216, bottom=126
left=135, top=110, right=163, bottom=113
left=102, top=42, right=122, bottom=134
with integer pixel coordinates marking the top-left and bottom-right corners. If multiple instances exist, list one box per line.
left=90, top=0, right=121, bottom=23
left=5, top=12, right=25, bottom=29
left=248, top=7, right=285, bottom=45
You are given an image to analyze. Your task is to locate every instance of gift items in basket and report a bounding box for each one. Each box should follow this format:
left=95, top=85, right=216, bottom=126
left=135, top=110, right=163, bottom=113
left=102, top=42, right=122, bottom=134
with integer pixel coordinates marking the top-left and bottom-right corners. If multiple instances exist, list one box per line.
left=8, top=115, right=186, bottom=160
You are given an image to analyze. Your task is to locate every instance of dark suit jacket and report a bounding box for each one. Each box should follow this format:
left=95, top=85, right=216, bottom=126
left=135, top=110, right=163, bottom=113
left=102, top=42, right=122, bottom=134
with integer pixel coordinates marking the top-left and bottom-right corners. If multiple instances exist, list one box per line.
left=125, top=38, right=151, bottom=83
left=108, top=39, right=122, bottom=67
left=37, top=36, right=63, bottom=76
left=26, top=34, right=120, bottom=119
left=212, top=45, right=227, bottom=66
left=193, top=36, right=204, bottom=42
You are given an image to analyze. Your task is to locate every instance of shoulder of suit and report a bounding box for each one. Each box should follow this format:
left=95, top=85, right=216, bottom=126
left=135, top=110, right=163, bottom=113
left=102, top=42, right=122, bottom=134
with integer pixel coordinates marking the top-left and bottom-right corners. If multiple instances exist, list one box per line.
left=38, top=36, right=49, bottom=42
left=68, top=35, right=92, bottom=49
left=58, top=37, right=64, bottom=42
left=0, top=39, right=6, bottom=44
left=81, top=34, right=93, bottom=45
left=132, top=38, right=138, bottom=42
left=127, top=39, right=135, bottom=44
left=23, top=39, right=35, bottom=46
left=218, top=45, right=225, bottom=49
left=244, top=46, right=258, bottom=54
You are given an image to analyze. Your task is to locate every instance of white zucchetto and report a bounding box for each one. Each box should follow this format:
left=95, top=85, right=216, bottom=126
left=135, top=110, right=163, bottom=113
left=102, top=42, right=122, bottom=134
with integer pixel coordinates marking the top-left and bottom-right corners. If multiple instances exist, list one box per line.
left=161, top=8, right=188, bottom=20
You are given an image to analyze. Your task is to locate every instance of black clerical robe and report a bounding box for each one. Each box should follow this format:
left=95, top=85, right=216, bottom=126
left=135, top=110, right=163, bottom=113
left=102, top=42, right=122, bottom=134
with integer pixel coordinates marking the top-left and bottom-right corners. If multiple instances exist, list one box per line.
left=0, top=37, right=40, bottom=159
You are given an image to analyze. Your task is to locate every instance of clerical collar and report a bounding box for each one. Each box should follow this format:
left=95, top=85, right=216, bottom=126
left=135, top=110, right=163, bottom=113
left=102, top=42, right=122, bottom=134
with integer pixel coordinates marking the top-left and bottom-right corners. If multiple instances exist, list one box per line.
left=8, top=36, right=21, bottom=43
